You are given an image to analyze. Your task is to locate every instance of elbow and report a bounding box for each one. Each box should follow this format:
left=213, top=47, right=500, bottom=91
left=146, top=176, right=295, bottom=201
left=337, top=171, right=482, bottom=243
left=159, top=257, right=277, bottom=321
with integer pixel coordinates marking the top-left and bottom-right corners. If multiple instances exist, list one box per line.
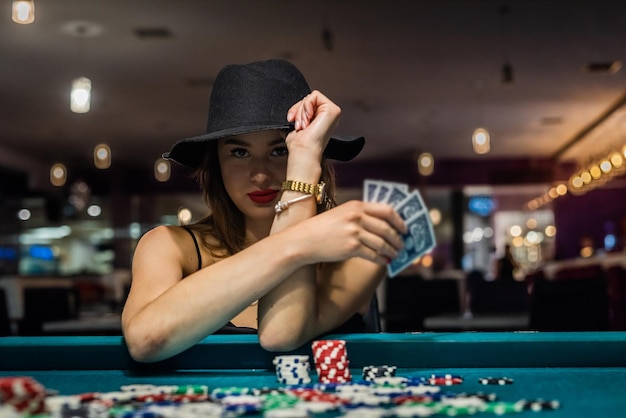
left=123, top=321, right=169, bottom=363
left=258, top=327, right=305, bottom=353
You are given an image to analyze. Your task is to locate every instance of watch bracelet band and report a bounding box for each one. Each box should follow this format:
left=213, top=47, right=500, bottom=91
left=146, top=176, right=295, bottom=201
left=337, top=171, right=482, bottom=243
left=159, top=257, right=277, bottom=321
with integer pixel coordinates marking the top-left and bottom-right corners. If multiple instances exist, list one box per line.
left=281, top=180, right=323, bottom=196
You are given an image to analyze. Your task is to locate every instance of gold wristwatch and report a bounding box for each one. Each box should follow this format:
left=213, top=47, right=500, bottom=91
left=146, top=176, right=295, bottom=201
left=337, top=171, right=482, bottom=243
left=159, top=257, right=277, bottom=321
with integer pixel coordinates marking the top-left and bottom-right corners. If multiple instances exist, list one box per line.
left=281, top=180, right=326, bottom=204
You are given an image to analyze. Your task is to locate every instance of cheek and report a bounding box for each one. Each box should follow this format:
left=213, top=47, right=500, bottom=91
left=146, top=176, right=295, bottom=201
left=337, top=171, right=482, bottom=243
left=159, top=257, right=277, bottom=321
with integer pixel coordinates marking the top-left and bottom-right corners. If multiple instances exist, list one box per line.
left=272, top=160, right=288, bottom=179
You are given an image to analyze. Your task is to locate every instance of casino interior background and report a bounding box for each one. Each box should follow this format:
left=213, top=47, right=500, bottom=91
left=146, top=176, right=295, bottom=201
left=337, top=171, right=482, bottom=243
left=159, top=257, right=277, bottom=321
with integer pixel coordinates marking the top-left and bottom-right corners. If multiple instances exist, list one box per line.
left=1, top=0, right=626, bottom=336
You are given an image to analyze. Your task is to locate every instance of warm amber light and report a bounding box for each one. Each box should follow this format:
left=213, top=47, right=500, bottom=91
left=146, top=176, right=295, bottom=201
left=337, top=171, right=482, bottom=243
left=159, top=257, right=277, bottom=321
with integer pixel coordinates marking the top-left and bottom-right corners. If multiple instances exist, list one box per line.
left=472, top=128, right=490, bottom=154
left=417, top=152, right=434, bottom=176
left=154, top=158, right=171, bottom=182
left=429, top=208, right=441, bottom=226
left=589, top=165, right=602, bottom=179
left=580, top=246, right=594, bottom=258
left=50, top=163, right=67, bottom=187
left=12, top=0, right=34, bottom=24
left=556, top=184, right=568, bottom=195
left=610, top=152, right=623, bottom=168
left=570, top=176, right=583, bottom=189
left=94, top=144, right=111, bottom=169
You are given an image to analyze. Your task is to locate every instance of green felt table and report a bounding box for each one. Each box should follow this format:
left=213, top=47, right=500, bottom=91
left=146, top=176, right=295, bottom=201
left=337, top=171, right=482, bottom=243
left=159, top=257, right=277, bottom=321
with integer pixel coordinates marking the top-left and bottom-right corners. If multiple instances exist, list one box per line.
left=1, top=332, right=625, bottom=417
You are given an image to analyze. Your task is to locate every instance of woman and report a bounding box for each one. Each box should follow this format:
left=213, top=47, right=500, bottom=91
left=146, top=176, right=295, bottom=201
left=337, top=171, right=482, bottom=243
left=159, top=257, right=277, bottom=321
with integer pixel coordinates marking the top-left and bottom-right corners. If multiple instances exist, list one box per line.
left=122, top=60, right=405, bottom=362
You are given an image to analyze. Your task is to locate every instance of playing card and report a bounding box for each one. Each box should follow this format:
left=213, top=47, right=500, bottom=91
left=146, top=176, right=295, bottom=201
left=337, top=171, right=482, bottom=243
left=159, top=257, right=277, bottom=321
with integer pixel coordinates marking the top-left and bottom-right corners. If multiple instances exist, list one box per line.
left=374, top=181, right=408, bottom=204
left=387, top=211, right=436, bottom=278
left=363, top=179, right=382, bottom=202
left=394, top=190, right=426, bottom=221
left=385, top=183, right=410, bottom=208
left=362, top=179, right=437, bottom=278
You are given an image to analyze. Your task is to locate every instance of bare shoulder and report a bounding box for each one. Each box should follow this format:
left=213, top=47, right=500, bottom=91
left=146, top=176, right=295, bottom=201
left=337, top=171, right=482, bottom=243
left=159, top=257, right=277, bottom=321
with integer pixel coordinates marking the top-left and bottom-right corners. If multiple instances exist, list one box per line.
left=134, top=225, right=198, bottom=273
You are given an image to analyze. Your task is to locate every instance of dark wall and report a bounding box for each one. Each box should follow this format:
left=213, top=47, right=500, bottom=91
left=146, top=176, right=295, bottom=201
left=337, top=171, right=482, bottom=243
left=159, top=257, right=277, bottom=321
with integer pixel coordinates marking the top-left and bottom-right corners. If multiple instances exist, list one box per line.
left=553, top=186, right=626, bottom=260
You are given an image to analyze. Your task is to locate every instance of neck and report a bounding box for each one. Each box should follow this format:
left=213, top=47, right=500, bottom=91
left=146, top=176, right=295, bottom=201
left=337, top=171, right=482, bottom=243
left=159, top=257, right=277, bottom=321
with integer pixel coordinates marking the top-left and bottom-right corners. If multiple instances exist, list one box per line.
left=245, top=218, right=272, bottom=244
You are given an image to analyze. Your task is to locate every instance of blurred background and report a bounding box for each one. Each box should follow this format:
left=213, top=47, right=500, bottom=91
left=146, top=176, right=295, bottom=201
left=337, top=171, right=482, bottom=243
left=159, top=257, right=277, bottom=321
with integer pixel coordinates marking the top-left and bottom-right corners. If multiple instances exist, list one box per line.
left=1, top=0, right=626, bottom=336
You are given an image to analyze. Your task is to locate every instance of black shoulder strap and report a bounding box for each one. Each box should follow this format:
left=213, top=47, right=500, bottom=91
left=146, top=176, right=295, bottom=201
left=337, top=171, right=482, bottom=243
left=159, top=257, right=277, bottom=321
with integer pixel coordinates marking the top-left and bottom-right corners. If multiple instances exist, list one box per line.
left=182, top=226, right=202, bottom=272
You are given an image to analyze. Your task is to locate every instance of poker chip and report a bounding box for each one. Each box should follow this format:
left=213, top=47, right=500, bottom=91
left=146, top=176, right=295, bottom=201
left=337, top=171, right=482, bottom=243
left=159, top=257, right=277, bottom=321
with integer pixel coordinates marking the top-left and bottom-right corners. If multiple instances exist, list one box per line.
left=457, top=392, right=498, bottom=402
left=518, top=399, right=561, bottom=411
left=478, top=377, right=514, bottom=385
left=362, top=365, right=397, bottom=381
left=428, top=374, right=463, bottom=386
left=0, top=377, right=47, bottom=415
left=480, top=401, right=524, bottom=414
left=311, top=339, right=352, bottom=384
left=273, top=354, right=312, bottom=386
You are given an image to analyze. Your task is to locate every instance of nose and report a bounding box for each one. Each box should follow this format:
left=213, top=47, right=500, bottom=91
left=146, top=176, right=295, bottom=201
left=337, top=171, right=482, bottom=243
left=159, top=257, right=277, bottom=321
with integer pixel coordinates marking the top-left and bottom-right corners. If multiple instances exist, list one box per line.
left=248, top=157, right=272, bottom=186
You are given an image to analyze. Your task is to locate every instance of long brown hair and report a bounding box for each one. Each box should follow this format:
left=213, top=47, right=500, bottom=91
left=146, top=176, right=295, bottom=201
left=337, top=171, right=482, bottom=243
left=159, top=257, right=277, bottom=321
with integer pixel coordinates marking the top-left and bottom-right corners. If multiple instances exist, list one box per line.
left=187, top=138, right=338, bottom=259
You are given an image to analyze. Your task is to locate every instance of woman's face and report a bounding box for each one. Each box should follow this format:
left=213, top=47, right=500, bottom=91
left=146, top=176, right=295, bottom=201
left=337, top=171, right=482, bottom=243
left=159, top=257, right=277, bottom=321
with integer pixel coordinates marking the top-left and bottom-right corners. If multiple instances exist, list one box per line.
left=217, top=130, right=288, bottom=222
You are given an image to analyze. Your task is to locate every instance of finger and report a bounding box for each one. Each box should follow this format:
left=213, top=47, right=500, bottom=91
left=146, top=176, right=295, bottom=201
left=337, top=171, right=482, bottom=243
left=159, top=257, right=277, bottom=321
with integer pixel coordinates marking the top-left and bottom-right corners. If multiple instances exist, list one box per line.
left=361, top=215, right=404, bottom=253
left=360, top=229, right=400, bottom=260
left=365, top=202, right=408, bottom=235
left=356, top=238, right=389, bottom=265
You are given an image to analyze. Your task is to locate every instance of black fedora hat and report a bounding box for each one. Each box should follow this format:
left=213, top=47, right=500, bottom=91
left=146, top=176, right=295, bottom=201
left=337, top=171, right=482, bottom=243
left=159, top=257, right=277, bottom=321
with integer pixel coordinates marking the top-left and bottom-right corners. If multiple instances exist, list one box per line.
left=163, top=59, right=365, bottom=169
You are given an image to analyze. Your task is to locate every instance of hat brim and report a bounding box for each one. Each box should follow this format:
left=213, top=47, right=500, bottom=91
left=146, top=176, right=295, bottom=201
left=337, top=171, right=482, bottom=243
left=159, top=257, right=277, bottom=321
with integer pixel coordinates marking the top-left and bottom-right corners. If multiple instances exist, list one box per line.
left=163, top=123, right=365, bottom=169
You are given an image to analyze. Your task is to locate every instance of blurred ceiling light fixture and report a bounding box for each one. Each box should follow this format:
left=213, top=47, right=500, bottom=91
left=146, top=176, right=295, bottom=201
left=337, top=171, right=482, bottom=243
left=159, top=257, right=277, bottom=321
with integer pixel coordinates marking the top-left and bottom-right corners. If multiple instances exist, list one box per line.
left=472, top=128, right=491, bottom=154
left=177, top=207, right=192, bottom=225
left=71, top=77, right=91, bottom=113
left=94, top=143, right=111, bottom=169
left=12, top=0, right=35, bottom=24
left=50, top=163, right=67, bottom=187
left=417, top=152, right=434, bottom=176
left=154, top=158, right=171, bottom=182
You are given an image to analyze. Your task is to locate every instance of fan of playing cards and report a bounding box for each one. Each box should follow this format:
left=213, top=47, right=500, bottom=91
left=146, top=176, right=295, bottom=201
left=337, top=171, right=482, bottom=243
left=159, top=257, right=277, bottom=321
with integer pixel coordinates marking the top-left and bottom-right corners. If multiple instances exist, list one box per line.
left=363, top=180, right=437, bottom=278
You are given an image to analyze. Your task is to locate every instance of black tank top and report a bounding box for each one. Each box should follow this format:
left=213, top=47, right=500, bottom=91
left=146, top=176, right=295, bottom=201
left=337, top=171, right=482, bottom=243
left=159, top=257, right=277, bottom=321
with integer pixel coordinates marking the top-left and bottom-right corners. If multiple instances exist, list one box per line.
left=181, top=226, right=370, bottom=334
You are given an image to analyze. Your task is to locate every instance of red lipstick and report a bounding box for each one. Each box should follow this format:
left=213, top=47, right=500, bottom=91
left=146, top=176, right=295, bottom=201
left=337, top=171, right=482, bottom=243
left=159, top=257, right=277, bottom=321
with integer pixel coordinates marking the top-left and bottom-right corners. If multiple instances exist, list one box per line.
left=248, top=189, right=279, bottom=204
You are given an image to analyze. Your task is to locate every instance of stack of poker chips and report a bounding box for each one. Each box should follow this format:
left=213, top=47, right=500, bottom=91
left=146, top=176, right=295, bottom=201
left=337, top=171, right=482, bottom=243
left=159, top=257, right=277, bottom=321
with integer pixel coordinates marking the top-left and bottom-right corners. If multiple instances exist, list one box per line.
left=311, top=339, right=352, bottom=384
left=0, top=376, right=47, bottom=416
left=272, top=354, right=312, bottom=385
left=362, top=365, right=397, bottom=382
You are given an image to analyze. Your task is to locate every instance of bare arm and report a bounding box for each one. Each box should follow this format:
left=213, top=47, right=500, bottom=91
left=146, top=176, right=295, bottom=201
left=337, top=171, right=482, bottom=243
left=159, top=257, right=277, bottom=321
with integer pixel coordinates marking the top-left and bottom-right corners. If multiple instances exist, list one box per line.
left=257, top=91, right=406, bottom=351
left=123, top=225, right=312, bottom=362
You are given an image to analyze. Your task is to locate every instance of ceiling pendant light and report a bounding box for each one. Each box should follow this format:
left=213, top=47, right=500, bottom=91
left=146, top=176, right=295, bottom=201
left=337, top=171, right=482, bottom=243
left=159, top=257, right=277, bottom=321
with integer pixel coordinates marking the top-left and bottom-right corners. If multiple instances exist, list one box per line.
left=12, top=0, right=35, bottom=24
left=472, top=128, right=491, bottom=154
left=94, top=143, right=111, bottom=169
left=50, top=163, right=67, bottom=187
left=417, top=152, right=435, bottom=176
left=154, top=158, right=171, bottom=182
left=71, top=76, right=91, bottom=113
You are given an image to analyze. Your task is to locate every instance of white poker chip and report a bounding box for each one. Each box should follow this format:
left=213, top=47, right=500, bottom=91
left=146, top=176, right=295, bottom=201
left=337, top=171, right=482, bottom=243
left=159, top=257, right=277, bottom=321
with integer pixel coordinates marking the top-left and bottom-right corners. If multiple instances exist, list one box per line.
left=340, top=406, right=389, bottom=418
left=120, top=384, right=157, bottom=392
left=372, top=376, right=408, bottom=385
left=44, top=395, right=82, bottom=410
left=394, top=404, right=438, bottom=417
left=405, top=385, right=441, bottom=394
left=264, top=407, right=311, bottom=417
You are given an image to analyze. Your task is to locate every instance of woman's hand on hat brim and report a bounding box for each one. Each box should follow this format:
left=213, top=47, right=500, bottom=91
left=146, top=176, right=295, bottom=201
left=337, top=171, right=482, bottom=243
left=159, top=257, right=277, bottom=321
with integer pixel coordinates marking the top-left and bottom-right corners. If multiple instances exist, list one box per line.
left=285, top=90, right=340, bottom=160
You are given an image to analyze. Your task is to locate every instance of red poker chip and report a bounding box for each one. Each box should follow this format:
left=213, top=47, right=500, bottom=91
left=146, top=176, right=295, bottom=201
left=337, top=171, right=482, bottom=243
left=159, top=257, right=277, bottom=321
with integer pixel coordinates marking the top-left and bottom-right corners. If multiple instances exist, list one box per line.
left=428, top=377, right=463, bottom=386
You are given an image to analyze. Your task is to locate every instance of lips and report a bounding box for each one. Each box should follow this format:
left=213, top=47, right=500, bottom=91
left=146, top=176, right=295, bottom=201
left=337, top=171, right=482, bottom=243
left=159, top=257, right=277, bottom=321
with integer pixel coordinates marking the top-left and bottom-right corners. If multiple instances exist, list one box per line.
left=248, top=189, right=279, bottom=204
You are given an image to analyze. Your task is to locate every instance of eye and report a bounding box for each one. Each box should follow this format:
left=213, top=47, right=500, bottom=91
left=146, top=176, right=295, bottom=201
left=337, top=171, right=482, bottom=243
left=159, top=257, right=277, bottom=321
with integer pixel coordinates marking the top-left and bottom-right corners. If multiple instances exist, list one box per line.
left=230, top=147, right=249, bottom=158
left=271, top=145, right=289, bottom=157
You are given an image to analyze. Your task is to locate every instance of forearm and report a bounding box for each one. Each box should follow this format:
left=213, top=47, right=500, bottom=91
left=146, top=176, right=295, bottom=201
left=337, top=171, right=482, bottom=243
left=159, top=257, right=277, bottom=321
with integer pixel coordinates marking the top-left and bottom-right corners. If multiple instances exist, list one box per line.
left=257, top=158, right=322, bottom=350
left=123, top=230, right=307, bottom=362
left=313, top=258, right=387, bottom=334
